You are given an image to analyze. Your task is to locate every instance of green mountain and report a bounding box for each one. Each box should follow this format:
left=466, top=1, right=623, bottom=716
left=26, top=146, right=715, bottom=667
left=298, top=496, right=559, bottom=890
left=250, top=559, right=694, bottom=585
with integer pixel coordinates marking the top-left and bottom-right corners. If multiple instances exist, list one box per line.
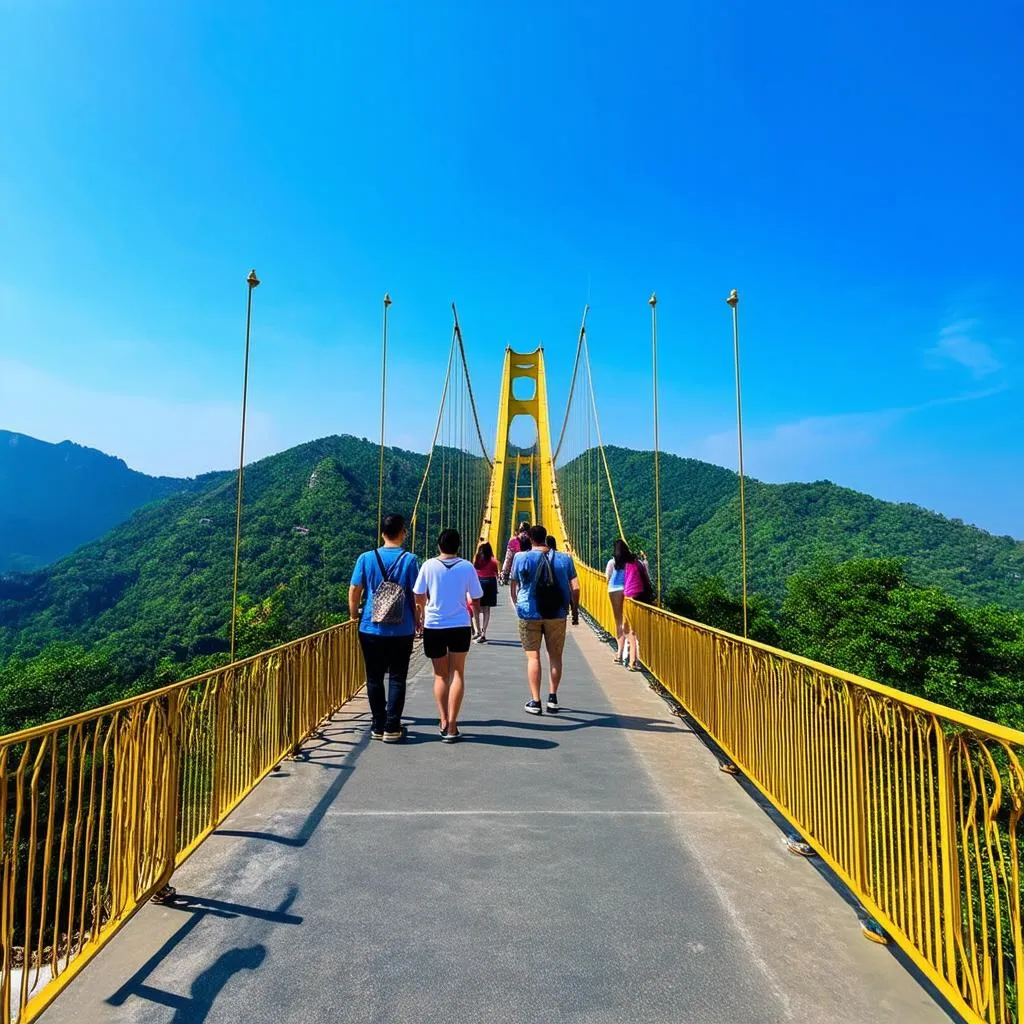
left=4, top=434, right=1023, bottom=681
left=0, top=435, right=432, bottom=673
left=0, top=430, right=196, bottom=573
left=564, top=446, right=1024, bottom=610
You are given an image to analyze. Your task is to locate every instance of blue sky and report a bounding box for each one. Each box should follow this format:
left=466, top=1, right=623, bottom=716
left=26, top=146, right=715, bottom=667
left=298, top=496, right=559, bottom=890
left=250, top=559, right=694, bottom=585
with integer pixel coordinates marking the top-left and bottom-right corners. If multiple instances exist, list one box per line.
left=1, top=1, right=1021, bottom=537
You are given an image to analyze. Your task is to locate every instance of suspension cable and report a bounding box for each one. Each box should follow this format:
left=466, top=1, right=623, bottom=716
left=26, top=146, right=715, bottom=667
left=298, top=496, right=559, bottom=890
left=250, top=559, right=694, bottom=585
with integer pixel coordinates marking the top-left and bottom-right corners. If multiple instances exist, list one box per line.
left=649, top=292, right=662, bottom=604
left=552, top=306, right=589, bottom=461
left=451, top=304, right=493, bottom=467
left=410, top=327, right=457, bottom=548
left=376, top=293, right=392, bottom=544
left=582, top=328, right=627, bottom=542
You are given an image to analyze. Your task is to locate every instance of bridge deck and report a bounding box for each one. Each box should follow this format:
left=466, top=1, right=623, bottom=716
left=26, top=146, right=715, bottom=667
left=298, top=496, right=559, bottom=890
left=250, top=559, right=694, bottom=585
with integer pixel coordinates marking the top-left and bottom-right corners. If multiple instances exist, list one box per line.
left=41, top=603, right=950, bottom=1023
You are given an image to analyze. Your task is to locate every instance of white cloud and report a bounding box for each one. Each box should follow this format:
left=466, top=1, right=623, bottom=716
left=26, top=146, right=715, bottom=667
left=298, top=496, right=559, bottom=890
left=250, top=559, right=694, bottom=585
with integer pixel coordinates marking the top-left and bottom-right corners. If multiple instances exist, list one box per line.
left=928, top=320, right=1002, bottom=378
left=693, top=408, right=904, bottom=481
left=0, top=359, right=279, bottom=478
left=691, top=388, right=1006, bottom=484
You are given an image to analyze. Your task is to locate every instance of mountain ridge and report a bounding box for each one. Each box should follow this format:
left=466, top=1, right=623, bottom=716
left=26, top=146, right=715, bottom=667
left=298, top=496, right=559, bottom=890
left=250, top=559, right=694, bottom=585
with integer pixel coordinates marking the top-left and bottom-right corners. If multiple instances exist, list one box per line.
left=0, top=429, right=208, bottom=573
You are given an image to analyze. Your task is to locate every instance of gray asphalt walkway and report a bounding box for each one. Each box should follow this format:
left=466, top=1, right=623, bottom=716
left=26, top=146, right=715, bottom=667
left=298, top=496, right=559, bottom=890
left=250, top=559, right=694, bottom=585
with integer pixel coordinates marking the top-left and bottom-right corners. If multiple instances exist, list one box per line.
left=40, top=602, right=951, bottom=1024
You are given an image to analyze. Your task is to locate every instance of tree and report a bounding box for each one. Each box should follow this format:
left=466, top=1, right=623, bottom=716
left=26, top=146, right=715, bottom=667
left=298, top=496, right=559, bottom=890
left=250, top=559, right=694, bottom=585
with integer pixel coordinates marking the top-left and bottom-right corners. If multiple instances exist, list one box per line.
left=779, top=558, right=1024, bottom=727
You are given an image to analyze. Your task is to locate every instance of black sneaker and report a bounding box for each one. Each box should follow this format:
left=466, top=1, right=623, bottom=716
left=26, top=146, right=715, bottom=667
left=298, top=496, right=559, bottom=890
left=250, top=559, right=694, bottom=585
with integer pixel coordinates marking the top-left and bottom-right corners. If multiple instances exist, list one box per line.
left=524, top=699, right=543, bottom=716
left=382, top=726, right=407, bottom=743
left=546, top=693, right=559, bottom=713
left=370, top=728, right=384, bottom=741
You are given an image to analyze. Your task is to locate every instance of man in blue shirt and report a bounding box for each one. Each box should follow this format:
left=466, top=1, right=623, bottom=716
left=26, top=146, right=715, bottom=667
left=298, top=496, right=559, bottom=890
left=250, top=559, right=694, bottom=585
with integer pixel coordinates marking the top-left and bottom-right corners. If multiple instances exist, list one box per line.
left=510, top=524, right=580, bottom=716
left=349, top=513, right=421, bottom=742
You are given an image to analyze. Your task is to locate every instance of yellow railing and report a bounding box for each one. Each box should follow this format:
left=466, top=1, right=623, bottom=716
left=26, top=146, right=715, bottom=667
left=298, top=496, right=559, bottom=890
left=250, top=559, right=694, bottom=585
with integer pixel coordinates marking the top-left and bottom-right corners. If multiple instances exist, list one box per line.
left=1, top=621, right=362, bottom=1024
left=577, top=562, right=1024, bottom=1024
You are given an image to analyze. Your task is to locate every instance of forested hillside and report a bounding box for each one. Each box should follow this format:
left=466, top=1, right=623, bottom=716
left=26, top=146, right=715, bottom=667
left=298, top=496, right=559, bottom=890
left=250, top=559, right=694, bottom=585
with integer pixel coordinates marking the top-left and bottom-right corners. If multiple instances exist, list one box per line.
left=564, top=446, right=1024, bottom=610
left=0, top=430, right=198, bottom=572
left=0, top=435, right=430, bottom=676
left=4, top=434, right=1024, bottom=735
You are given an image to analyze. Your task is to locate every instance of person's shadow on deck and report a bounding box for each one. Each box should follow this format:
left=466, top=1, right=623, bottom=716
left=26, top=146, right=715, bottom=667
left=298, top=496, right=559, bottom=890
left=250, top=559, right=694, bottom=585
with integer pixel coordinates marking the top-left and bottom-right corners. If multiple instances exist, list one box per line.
left=458, top=710, right=688, bottom=735
left=106, top=889, right=301, bottom=1022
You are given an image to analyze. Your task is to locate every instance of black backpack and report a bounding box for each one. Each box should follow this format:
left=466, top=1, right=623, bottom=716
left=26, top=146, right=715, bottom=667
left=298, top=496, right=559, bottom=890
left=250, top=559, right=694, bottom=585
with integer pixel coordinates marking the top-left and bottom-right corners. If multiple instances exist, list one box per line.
left=534, top=553, right=564, bottom=619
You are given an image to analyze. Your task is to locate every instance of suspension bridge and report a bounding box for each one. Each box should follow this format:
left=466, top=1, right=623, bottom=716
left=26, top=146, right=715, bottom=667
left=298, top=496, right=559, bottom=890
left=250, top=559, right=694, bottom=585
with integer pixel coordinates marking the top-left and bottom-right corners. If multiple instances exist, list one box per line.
left=3, top=297, right=1023, bottom=1024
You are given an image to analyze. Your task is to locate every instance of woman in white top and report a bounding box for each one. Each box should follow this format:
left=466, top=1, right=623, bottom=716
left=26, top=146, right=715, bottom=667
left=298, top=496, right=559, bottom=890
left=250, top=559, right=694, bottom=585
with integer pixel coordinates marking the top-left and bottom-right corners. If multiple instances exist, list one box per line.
left=413, top=528, right=483, bottom=743
left=606, top=539, right=629, bottom=664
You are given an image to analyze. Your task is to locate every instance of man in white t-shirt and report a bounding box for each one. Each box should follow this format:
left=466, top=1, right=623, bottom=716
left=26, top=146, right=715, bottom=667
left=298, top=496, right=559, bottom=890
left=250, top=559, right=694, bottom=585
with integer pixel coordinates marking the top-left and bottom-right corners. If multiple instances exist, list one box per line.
left=413, top=528, right=483, bottom=743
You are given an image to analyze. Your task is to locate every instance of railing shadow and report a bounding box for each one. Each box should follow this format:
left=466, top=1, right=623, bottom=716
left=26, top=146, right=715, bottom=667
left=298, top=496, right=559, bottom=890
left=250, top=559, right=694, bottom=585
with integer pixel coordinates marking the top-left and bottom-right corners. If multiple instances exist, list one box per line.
left=215, top=709, right=373, bottom=847
left=106, top=888, right=302, bottom=1021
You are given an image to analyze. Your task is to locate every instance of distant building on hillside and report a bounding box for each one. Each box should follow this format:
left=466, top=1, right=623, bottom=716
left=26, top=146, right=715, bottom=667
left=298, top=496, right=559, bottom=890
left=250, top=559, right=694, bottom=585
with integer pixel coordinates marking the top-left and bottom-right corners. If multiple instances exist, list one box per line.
left=292, top=526, right=310, bottom=536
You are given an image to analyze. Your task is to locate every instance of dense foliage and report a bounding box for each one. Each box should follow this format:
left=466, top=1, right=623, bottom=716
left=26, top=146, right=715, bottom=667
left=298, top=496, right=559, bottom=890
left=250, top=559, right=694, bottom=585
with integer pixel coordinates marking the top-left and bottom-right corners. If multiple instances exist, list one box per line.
left=0, top=430, right=200, bottom=573
left=3, top=433, right=1024, bottom=736
left=0, top=435, right=431, bottom=679
left=665, top=559, right=1024, bottom=730
left=565, top=446, right=1024, bottom=610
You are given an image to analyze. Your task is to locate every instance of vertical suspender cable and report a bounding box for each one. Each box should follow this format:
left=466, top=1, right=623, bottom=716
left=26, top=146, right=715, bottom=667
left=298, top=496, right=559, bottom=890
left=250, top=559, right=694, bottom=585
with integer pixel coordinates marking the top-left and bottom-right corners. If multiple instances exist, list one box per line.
left=376, top=293, right=392, bottom=543
left=583, top=330, right=627, bottom=542
left=649, top=292, right=662, bottom=605
left=727, top=289, right=749, bottom=638
left=410, top=328, right=457, bottom=548
left=229, top=269, right=260, bottom=664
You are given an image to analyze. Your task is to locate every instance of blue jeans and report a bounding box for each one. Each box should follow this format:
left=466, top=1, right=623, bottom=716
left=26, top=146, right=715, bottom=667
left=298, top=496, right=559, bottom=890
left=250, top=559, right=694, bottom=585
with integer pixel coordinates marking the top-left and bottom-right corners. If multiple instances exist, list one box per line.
left=359, top=633, right=414, bottom=732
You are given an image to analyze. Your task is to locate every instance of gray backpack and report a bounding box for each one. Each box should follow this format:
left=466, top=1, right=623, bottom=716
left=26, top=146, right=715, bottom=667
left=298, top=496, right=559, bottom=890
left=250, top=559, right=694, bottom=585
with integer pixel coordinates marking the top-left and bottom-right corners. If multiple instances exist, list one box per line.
left=371, top=550, right=408, bottom=625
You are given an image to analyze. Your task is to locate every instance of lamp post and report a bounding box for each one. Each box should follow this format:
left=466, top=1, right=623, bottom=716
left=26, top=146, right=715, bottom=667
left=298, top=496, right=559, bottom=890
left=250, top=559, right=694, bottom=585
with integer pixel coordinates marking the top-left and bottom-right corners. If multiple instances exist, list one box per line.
left=229, top=269, right=260, bottom=663
left=649, top=292, right=662, bottom=605
left=726, top=288, right=749, bottom=638
left=376, top=293, right=392, bottom=543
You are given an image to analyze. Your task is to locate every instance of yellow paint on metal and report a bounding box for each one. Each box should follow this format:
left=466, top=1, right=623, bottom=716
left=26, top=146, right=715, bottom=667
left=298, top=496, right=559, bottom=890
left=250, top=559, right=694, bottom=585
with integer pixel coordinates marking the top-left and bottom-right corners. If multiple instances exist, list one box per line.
left=7, top=335, right=1024, bottom=1024
left=1, top=622, right=362, bottom=1024
left=573, top=560, right=1024, bottom=1024
left=482, top=347, right=563, bottom=553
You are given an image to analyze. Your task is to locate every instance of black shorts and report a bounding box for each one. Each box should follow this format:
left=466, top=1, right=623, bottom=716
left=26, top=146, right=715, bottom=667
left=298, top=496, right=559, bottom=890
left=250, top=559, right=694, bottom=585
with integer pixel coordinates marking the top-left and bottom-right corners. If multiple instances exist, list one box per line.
left=479, top=577, right=498, bottom=607
left=423, top=626, right=473, bottom=659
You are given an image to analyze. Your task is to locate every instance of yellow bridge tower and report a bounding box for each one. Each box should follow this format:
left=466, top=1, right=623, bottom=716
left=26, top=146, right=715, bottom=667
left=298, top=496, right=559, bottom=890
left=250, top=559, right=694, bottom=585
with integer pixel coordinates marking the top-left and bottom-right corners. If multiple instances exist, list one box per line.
left=481, top=347, right=568, bottom=555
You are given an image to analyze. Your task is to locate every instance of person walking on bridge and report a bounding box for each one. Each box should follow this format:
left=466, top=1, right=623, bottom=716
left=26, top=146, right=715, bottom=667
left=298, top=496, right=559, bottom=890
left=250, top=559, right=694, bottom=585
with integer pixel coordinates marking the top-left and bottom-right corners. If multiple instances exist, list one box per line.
left=510, top=524, right=580, bottom=715
left=606, top=539, right=628, bottom=664
left=499, top=520, right=532, bottom=582
left=472, top=541, right=499, bottom=643
left=349, top=513, right=421, bottom=743
left=413, top=529, right=483, bottom=743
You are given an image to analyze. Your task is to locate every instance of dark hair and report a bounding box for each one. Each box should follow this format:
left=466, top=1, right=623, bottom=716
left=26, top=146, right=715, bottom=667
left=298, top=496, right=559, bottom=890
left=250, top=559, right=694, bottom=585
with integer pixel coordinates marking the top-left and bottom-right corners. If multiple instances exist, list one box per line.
left=613, top=538, right=634, bottom=570
left=381, top=513, right=405, bottom=540
left=529, top=524, right=548, bottom=545
left=474, top=542, right=494, bottom=566
left=437, top=528, right=461, bottom=555
left=517, top=520, right=531, bottom=532
left=546, top=536, right=557, bottom=550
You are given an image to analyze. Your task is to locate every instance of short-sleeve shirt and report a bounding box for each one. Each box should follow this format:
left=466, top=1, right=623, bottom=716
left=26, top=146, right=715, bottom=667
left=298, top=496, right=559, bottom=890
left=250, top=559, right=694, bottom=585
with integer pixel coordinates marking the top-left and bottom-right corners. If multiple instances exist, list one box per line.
left=511, top=549, right=578, bottom=620
left=606, top=558, right=626, bottom=592
left=475, top=558, right=499, bottom=579
left=413, top=557, right=484, bottom=629
left=351, top=547, right=421, bottom=636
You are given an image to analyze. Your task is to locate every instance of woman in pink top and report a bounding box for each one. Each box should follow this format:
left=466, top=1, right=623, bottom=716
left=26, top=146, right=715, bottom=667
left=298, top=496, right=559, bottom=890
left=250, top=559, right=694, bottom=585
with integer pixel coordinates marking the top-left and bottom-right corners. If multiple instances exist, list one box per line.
left=620, top=544, right=652, bottom=671
left=473, top=542, right=500, bottom=642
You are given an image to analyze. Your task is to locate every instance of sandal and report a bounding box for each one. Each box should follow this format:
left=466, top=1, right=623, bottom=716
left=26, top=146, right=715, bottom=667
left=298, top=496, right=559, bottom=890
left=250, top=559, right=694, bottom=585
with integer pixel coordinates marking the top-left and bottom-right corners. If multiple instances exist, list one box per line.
left=612, top=656, right=623, bottom=665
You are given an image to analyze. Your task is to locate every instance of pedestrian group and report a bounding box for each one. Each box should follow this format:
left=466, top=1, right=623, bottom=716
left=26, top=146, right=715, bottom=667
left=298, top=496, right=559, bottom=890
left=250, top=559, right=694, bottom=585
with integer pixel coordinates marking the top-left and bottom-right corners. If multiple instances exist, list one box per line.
left=350, top=511, right=648, bottom=743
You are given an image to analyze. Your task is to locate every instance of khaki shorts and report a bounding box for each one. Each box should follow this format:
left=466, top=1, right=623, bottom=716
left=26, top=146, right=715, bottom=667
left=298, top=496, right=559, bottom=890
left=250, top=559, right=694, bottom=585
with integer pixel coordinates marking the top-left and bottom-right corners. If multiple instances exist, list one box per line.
left=518, top=617, right=567, bottom=655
